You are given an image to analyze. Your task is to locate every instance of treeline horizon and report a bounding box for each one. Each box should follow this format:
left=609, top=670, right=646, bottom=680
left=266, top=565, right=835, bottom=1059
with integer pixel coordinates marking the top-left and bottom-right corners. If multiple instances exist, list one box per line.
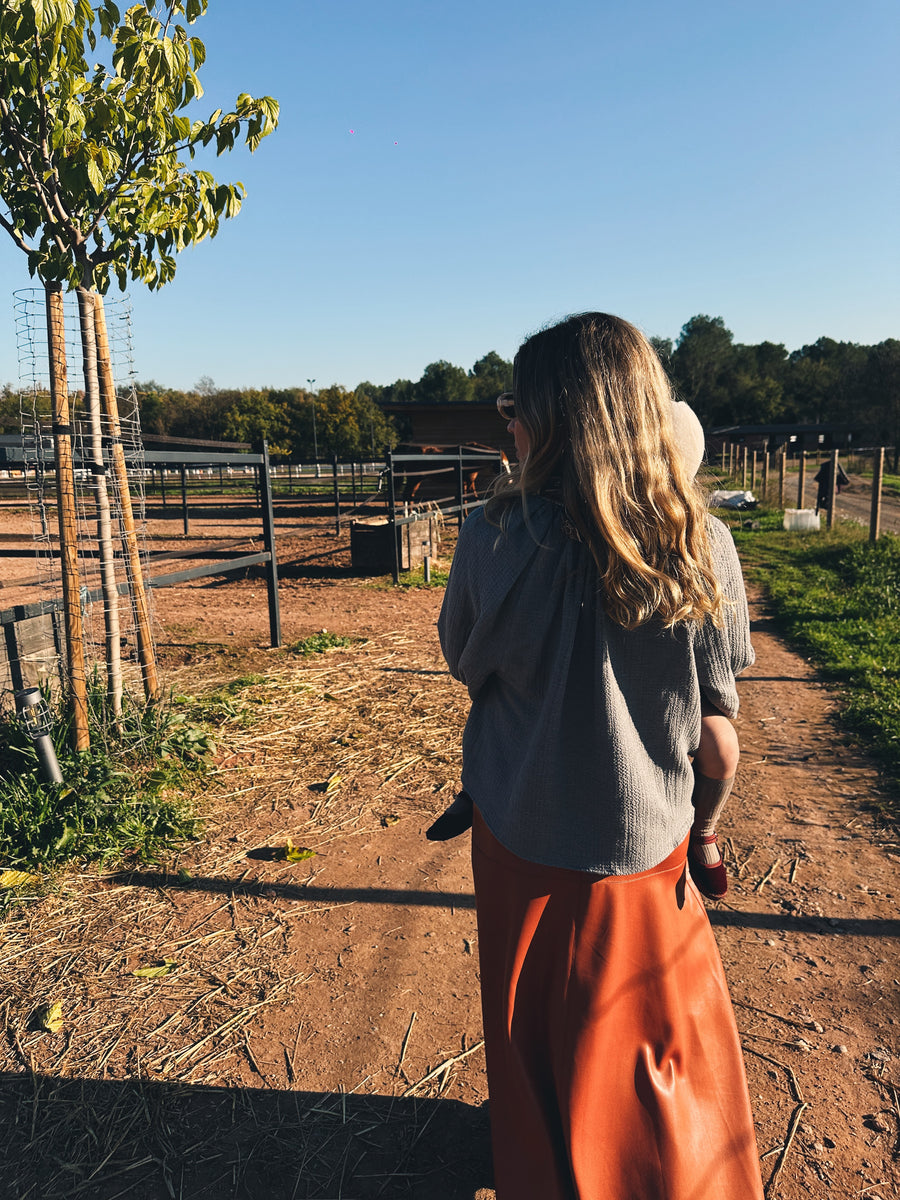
left=2, top=315, right=897, bottom=461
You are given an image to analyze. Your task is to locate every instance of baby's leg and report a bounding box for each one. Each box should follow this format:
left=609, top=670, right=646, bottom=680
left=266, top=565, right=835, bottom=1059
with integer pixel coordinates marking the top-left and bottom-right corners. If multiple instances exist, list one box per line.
left=426, top=790, right=474, bottom=841
left=688, top=701, right=740, bottom=899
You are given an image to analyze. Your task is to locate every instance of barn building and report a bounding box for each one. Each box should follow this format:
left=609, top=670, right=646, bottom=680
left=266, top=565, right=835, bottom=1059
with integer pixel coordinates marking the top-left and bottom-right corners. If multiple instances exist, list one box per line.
left=709, top=422, right=860, bottom=456
left=380, top=401, right=516, bottom=456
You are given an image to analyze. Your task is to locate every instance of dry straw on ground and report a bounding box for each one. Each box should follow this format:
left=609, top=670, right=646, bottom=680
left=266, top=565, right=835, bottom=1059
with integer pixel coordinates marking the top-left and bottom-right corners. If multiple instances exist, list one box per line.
left=1, top=630, right=483, bottom=1199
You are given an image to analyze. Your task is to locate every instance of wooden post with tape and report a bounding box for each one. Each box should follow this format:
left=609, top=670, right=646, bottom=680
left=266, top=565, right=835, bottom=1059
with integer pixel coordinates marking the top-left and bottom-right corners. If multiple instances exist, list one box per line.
left=93, top=294, right=160, bottom=702
left=46, top=284, right=90, bottom=750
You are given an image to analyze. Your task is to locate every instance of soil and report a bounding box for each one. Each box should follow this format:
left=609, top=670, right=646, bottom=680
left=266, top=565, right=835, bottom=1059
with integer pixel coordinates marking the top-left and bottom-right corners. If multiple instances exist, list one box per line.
left=1, top=497, right=899, bottom=1199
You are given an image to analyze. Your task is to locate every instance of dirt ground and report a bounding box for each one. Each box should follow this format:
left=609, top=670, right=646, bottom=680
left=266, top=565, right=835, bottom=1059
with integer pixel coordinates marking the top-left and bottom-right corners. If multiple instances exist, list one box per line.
left=1, top=498, right=900, bottom=1199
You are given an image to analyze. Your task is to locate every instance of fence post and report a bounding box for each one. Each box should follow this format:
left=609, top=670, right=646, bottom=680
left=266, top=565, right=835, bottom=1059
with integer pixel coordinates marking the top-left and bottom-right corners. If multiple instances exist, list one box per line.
left=761, top=452, right=769, bottom=501
left=332, top=454, right=340, bottom=534
left=258, top=440, right=282, bottom=648
left=386, top=451, right=400, bottom=584
left=750, top=450, right=758, bottom=492
left=741, top=446, right=748, bottom=489
left=797, top=451, right=807, bottom=509
left=180, top=466, right=190, bottom=535
left=826, top=448, right=839, bottom=529
left=456, top=447, right=465, bottom=529
left=869, top=447, right=884, bottom=543
left=778, top=447, right=786, bottom=508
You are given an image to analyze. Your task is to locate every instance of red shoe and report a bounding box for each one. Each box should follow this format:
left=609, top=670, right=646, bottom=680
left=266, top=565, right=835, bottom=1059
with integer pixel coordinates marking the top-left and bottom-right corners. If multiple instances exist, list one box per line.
left=688, top=834, right=728, bottom=900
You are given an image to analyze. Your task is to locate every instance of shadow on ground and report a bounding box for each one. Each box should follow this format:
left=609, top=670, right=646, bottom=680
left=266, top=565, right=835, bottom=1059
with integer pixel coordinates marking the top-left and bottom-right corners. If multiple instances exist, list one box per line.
left=1, top=1071, right=492, bottom=1199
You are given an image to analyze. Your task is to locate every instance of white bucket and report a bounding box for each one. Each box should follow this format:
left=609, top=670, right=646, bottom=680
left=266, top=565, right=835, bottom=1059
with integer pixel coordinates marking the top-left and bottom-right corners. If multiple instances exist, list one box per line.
left=783, top=508, right=820, bottom=532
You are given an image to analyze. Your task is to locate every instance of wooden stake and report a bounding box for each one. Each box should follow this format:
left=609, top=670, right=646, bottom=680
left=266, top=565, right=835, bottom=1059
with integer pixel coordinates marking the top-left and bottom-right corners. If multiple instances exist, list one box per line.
left=46, top=284, right=89, bottom=751
left=93, top=294, right=160, bottom=702
left=77, top=287, right=122, bottom=717
left=870, top=446, right=884, bottom=544
left=826, top=448, right=839, bottom=530
left=778, top=446, right=786, bottom=508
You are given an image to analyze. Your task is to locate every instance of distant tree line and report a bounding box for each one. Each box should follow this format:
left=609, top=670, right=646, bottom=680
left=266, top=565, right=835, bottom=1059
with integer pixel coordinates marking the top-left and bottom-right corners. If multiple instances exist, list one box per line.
left=2, top=319, right=897, bottom=462
left=658, top=317, right=900, bottom=459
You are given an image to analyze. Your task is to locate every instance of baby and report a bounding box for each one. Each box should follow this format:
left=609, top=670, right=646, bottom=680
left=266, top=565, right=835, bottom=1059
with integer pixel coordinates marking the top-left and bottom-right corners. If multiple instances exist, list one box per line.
left=427, top=400, right=741, bottom=902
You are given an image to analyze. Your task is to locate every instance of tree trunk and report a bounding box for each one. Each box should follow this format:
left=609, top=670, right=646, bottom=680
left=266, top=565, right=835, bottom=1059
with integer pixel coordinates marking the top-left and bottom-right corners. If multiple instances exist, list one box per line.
left=76, top=287, right=122, bottom=718
left=46, top=283, right=90, bottom=750
left=92, top=294, right=160, bottom=703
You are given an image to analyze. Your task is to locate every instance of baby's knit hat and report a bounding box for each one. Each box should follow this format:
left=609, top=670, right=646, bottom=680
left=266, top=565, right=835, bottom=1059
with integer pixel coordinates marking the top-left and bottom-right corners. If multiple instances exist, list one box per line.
left=670, top=400, right=705, bottom=480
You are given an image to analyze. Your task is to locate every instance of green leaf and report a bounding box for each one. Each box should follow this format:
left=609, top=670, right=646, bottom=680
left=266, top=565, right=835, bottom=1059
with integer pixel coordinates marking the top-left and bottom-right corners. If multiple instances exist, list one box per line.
left=283, top=839, right=315, bottom=862
left=33, top=1001, right=64, bottom=1033
left=133, top=959, right=178, bottom=978
left=86, top=155, right=103, bottom=193
left=0, top=869, right=39, bottom=889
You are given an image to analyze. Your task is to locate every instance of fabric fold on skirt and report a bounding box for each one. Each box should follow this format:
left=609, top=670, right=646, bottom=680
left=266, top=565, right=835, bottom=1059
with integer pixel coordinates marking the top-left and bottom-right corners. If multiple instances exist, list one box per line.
left=472, top=808, right=764, bottom=1200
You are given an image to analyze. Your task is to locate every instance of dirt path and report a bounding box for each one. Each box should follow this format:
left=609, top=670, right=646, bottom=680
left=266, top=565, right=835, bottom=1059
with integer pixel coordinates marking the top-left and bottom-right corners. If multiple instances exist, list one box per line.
left=2, top=560, right=900, bottom=1199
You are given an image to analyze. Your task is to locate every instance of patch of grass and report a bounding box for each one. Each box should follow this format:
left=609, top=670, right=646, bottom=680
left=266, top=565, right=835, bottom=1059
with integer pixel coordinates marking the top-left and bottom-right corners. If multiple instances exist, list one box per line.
left=394, top=564, right=450, bottom=588
left=0, top=676, right=228, bottom=882
left=847, top=463, right=900, bottom=497
left=710, top=505, right=785, bottom=534
left=731, top=518, right=900, bottom=798
left=286, top=630, right=353, bottom=656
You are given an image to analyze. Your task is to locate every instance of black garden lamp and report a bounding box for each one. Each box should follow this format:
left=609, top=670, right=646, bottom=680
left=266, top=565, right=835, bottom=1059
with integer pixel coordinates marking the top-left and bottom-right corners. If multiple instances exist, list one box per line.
left=14, top=688, right=64, bottom=785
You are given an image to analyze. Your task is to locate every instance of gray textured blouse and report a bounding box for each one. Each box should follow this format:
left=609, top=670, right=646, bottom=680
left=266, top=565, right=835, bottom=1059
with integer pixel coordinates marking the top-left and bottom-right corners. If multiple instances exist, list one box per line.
left=437, top=496, right=754, bottom=875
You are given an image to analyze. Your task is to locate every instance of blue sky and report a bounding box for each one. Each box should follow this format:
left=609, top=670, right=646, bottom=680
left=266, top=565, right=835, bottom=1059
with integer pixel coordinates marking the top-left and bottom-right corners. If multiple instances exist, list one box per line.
left=1, top=0, right=898, bottom=390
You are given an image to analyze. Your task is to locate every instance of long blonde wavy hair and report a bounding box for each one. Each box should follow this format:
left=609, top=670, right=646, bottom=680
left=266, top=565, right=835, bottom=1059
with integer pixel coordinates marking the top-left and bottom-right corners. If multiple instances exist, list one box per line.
left=487, top=312, right=725, bottom=630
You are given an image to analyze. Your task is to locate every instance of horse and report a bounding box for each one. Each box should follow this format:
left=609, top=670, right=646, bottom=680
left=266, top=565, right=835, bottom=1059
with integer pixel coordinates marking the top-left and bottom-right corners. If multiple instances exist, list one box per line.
left=391, top=443, right=510, bottom=505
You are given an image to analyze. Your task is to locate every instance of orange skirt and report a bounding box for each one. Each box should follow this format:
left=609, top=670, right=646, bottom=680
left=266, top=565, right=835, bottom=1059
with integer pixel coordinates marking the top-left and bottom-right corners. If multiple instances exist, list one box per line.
left=472, top=809, right=764, bottom=1200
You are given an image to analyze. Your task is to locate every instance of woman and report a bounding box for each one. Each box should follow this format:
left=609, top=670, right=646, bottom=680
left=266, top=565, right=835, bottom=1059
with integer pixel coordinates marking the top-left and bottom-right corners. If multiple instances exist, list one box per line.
left=438, top=313, right=763, bottom=1199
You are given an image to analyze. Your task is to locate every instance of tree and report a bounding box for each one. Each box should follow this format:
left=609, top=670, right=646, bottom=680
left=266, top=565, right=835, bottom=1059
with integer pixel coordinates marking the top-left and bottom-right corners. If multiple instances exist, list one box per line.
left=0, top=0, right=278, bottom=293
left=786, top=338, right=867, bottom=426
left=0, top=0, right=277, bottom=736
left=381, top=378, right=416, bottom=405
left=670, top=316, right=736, bottom=426
left=221, top=388, right=290, bottom=453
left=864, top=339, right=900, bottom=471
left=469, top=351, right=512, bottom=403
left=416, top=360, right=472, bottom=405
left=304, top=386, right=396, bottom=460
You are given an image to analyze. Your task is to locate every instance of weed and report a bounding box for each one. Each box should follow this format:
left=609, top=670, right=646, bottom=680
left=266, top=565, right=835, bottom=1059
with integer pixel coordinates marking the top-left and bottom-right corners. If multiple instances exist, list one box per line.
left=394, top=565, right=450, bottom=588
left=286, top=630, right=353, bottom=656
left=0, top=675, right=221, bottom=880
left=366, top=562, right=451, bottom=590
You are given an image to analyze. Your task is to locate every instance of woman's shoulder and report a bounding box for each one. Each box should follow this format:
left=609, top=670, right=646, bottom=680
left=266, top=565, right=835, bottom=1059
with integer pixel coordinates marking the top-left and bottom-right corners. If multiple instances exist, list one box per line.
left=706, top=514, right=741, bottom=565
left=463, top=493, right=559, bottom=541
left=706, top=513, right=735, bottom=544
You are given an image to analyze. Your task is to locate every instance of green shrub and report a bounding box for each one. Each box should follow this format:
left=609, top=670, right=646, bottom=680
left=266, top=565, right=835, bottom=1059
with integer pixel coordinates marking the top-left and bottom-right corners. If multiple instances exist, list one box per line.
left=0, top=677, right=217, bottom=876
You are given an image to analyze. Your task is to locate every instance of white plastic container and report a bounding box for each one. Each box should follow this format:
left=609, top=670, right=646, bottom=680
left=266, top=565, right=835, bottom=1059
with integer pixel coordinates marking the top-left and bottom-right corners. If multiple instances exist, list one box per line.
left=783, top=508, right=820, bottom=532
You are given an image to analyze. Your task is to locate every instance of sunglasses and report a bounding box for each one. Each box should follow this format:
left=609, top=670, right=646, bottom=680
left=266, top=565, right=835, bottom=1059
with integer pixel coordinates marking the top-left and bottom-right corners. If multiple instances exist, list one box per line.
left=496, top=393, right=516, bottom=421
